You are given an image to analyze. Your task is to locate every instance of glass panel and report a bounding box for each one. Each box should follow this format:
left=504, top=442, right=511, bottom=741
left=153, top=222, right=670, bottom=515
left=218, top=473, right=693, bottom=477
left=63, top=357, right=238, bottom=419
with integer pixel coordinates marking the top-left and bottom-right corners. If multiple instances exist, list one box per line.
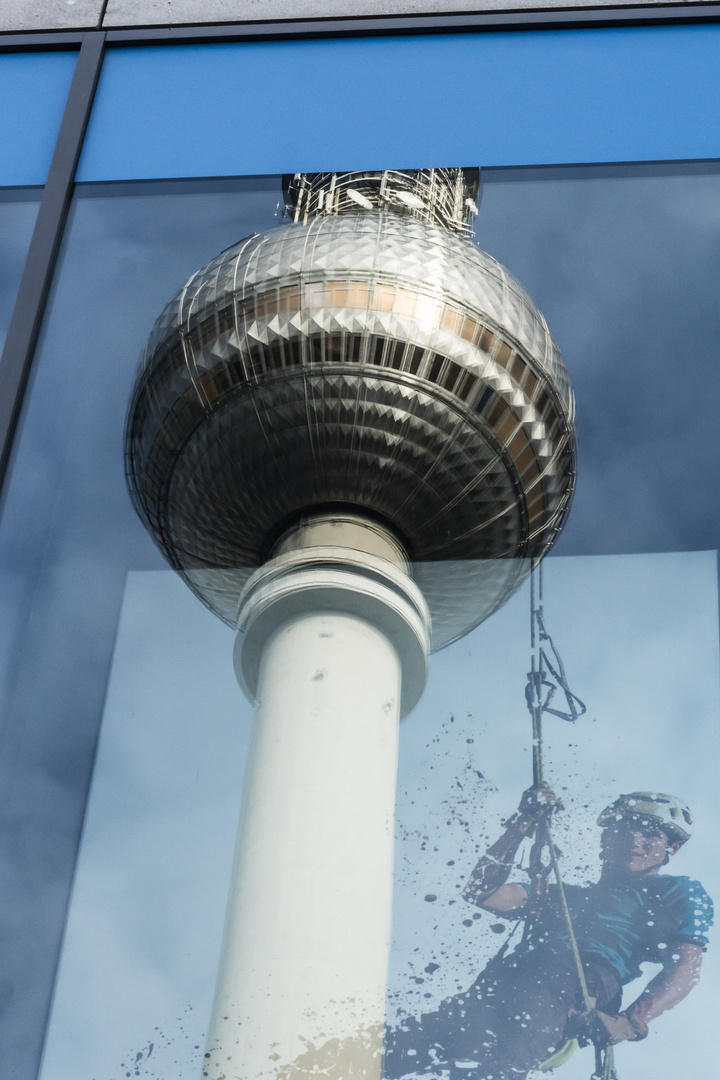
left=76, top=30, right=720, bottom=183
left=0, top=178, right=280, bottom=1080
left=0, top=165, right=717, bottom=1080
left=0, top=188, right=42, bottom=355
left=479, top=164, right=720, bottom=555
left=0, top=52, right=77, bottom=186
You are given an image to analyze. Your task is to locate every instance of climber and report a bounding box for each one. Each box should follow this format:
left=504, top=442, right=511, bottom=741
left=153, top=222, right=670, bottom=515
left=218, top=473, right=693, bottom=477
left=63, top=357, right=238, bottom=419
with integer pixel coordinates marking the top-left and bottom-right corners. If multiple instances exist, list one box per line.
left=383, top=787, right=712, bottom=1080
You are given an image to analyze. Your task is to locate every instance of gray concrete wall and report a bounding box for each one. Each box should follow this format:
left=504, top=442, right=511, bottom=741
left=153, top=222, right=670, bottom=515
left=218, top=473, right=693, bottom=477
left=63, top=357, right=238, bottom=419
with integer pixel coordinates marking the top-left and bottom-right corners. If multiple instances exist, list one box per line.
left=100, top=0, right=718, bottom=24
left=0, top=0, right=715, bottom=34
left=0, top=0, right=103, bottom=30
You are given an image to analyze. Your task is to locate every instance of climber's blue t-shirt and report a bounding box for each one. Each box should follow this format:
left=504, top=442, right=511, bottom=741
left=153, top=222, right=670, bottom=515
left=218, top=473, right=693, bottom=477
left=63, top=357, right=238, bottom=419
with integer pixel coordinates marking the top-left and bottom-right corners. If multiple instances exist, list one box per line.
left=513, top=875, right=713, bottom=983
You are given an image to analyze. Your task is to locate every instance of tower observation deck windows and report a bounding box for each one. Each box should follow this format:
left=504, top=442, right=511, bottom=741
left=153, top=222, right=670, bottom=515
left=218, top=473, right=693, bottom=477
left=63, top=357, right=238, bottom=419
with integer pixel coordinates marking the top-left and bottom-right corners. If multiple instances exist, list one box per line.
left=177, top=277, right=554, bottom=424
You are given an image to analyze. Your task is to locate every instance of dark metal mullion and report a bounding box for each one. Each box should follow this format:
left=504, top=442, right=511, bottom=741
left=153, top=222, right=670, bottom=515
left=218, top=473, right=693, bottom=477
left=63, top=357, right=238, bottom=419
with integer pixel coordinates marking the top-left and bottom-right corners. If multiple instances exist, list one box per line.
left=0, top=31, right=86, bottom=52
left=0, top=30, right=105, bottom=498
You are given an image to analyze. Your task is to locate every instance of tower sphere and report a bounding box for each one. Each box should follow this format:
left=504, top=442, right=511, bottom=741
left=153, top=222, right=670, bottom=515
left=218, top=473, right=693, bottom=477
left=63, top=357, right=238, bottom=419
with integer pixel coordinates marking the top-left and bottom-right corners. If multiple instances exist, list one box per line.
left=126, top=169, right=576, bottom=649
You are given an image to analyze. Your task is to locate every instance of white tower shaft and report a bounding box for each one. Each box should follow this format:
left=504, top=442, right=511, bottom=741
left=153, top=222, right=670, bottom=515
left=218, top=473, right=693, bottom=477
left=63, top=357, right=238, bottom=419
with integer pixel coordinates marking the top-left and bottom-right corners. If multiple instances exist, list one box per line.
left=204, top=612, right=400, bottom=1079
left=202, top=515, right=430, bottom=1080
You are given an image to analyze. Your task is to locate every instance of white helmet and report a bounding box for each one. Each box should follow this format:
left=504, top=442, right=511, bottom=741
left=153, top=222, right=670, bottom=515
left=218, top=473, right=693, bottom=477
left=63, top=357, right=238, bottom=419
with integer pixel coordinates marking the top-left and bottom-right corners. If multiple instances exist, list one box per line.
left=597, top=792, right=693, bottom=844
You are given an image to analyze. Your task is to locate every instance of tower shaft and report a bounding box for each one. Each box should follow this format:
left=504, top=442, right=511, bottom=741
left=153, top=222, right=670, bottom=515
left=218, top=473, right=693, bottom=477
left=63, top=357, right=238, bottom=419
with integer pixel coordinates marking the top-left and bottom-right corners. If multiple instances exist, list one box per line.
left=203, top=516, right=430, bottom=1080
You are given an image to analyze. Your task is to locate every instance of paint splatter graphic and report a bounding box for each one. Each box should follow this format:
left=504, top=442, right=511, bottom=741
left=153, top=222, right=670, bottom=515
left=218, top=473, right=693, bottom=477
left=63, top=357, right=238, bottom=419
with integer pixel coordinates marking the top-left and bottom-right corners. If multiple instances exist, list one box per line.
left=104, top=1007, right=203, bottom=1079
left=389, top=708, right=614, bottom=1026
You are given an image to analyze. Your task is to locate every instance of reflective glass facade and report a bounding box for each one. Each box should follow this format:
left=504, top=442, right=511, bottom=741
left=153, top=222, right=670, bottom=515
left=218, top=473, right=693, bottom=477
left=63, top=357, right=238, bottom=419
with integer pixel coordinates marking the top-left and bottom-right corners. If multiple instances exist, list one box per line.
left=76, top=31, right=720, bottom=181
left=0, top=24, right=719, bottom=1080
left=0, top=51, right=77, bottom=186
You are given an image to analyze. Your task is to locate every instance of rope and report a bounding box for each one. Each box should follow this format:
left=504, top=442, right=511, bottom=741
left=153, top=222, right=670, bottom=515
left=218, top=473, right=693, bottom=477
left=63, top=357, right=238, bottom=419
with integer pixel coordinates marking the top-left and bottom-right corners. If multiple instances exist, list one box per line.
left=592, top=1043, right=618, bottom=1080
left=527, top=562, right=615, bottom=1079
left=527, top=561, right=586, bottom=728
left=541, top=821, right=593, bottom=1011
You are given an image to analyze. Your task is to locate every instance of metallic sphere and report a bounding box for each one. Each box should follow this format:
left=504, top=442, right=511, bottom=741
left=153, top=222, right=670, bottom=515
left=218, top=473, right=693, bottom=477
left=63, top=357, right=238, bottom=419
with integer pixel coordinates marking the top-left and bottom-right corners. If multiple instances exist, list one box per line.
left=126, top=169, right=576, bottom=648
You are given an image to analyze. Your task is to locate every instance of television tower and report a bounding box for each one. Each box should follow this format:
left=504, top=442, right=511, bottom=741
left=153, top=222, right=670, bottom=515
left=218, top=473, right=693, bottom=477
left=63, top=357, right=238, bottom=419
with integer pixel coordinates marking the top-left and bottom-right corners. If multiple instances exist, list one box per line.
left=125, top=168, right=576, bottom=1080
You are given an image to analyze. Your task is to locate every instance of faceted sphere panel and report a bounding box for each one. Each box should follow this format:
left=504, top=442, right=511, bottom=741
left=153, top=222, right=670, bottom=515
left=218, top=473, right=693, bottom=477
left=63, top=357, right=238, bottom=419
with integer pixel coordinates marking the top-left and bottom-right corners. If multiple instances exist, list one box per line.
left=167, top=375, right=519, bottom=560
left=161, top=369, right=538, bottom=647
left=126, top=211, right=577, bottom=646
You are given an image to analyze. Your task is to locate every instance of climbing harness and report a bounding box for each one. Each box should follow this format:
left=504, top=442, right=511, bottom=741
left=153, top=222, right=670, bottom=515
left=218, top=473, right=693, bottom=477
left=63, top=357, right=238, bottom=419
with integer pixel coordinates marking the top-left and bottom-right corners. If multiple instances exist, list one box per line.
left=525, top=562, right=617, bottom=1080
